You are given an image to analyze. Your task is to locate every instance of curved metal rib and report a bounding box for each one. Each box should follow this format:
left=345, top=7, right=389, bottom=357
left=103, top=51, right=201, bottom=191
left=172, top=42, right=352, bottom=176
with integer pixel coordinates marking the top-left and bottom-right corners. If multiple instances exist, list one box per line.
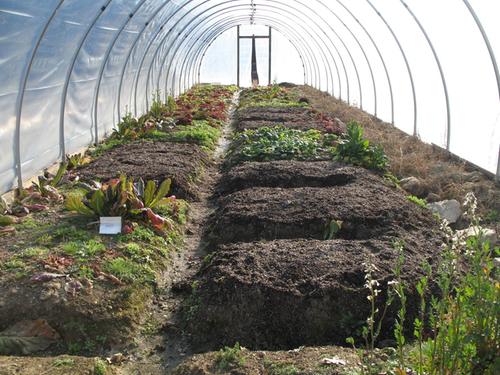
left=365, top=0, right=418, bottom=136
left=13, top=0, right=65, bottom=189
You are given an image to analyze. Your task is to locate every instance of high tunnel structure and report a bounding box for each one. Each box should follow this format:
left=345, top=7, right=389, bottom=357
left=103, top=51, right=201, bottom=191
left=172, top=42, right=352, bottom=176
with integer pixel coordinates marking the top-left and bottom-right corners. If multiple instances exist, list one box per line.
left=0, top=0, right=499, bottom=194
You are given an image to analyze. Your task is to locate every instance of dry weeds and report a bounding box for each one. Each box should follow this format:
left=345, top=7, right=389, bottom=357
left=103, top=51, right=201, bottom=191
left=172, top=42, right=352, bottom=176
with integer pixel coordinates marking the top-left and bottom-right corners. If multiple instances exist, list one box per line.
left=296, top=85, right=499, bottom=219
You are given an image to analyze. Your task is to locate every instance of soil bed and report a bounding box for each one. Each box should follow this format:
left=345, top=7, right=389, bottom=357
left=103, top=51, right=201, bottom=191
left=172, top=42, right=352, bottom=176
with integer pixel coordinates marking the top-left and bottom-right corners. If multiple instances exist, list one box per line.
left=78, top=140, right=210, bottom=201
left=236, top=106, right=335, bottom=132
left=209, top=175, right=441, bottom=245
left=186, top=238, right=442, bottom=351
left=218, top=161, right=362, bottom=195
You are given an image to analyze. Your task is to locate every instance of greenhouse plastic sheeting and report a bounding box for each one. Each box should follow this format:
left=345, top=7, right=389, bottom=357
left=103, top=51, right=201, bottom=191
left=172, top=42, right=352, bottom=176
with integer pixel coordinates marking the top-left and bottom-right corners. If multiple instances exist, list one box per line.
left=0, top=0, right=499, bottom=194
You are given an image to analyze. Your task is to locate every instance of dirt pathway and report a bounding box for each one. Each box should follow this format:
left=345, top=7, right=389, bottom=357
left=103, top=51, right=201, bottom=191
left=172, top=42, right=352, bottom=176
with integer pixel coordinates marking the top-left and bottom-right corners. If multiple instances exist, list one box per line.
left=118, top=92, right=240, bottom=375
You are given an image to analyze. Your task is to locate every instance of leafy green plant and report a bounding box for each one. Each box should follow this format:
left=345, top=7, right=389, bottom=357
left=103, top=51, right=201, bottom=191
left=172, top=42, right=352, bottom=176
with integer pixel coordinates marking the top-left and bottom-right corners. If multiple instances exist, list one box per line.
left=238, top=86, right=306, bottom=109
left=407, top=195, right=427, bottom=208
left=65, top=175, right=174, bottom=232
left=166, top=95, right=177, bottom=113
left=324, top=219, right=342, bottom=240
left=333, top=122, right=388, bottom=171
left=112, top=112, right=144, bottom=140
left=392, top=241, right=407, bottom=372
left=422, top=193, right=499, bottom=374
left=66, top=153, right=90, bottom=170
left=414, top=262, right=431, bottom=375
left=349, top=192, right=499, bottom=375
left=215, top=342, right=245, bottom=371
left=150, top=91, right=167, bottom=119
left=150, top=120, right=221, bottom=151
left=94, top=358, right=107, bottom=375
left=227, top=126, right=322, bottom=165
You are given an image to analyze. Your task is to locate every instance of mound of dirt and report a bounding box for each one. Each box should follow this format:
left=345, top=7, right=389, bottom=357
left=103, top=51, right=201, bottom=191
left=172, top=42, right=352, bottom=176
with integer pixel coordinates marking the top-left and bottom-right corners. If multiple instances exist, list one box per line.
left=236, top=106, right=337, bottom=133
left=78, top=141, right=209, bottom=201
left=173, top=345, right=360, bottom=375
left=218, top=161, right=361, bottom=195
left=209, top=176, right=441, bottom=245
left=186, top=238, right=442, bottom=351
left=0, top=279, right=151, bottom=353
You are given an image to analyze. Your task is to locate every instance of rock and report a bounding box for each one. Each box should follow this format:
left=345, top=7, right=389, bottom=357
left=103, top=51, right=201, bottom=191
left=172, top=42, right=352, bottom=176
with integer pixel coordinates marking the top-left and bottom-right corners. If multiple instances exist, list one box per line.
left=400, top=177, right=427, bottom=197
left=428, top=200, right=462, bottom=223
left=456, top=227, right=497, bottom=245
left=426, top=193, right=441, bottom=203
left=464, top=171, right=483, bottom=183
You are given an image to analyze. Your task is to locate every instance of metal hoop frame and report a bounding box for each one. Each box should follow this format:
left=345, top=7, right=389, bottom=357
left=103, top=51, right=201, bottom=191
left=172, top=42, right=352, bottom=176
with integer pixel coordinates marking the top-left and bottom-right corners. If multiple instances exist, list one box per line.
left=8, top=0, right=500, bottom=191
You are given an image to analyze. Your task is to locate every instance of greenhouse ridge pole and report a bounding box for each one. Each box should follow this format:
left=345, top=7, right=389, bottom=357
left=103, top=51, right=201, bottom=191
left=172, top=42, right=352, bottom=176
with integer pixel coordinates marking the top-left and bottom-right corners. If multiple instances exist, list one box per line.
left=14, top=0, right=65, bottom=190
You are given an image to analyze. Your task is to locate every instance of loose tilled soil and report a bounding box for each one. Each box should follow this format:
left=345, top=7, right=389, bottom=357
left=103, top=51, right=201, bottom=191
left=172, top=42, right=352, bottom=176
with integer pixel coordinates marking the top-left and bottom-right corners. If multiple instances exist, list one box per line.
left=180, top=92, right=445, bottom=356
left=236, top=106, right=339, bottom=132
left=218, top=160, right=363, bottom=195
left=78, top=140, right=210, bottom=201
left=209, top=175, right=442, bottom=245
left=186, top=238, right=441, bottom=351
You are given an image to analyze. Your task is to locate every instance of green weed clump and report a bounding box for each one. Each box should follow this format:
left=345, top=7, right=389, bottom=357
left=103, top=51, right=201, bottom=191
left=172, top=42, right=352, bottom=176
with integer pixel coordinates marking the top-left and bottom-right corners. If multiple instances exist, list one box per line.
left=215, top=342, right=246, bottom=371
left=348, top=192, right=499, bottom=375
left=407, top=195, right=427, bottom=208
left=239, top=85, right=307, bottom=109
left=150, top=120, right=221, bottom=151
left=227, top=126, right=322, bottom=165
left=104, top=257, right=155, bottom=284
left=333, top=121, right=389, bottom=171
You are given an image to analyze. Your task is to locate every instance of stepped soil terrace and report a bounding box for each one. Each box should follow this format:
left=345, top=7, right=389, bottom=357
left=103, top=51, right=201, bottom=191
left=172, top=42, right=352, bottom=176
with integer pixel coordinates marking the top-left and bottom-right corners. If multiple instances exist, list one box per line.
left=0, top=84, right=497, bottom=375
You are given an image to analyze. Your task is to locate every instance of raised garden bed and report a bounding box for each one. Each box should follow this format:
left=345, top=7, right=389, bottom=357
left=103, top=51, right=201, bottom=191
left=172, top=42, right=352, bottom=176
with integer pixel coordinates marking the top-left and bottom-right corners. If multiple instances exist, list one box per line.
left=218, top=160, right=360, bottom=195
left=236, top=106, right=342, bottom=133
left=185, top=238, right=442, bottom=351
left=0, top=208, right=184, bottom=355
left=208, top=175, right=441, bottom=245
left=77, top=141, right=210, bottom=201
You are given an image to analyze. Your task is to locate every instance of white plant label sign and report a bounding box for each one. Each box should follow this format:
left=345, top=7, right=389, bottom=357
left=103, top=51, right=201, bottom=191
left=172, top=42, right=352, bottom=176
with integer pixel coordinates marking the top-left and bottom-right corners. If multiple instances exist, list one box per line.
left=99, top=217, right=122, bottom=235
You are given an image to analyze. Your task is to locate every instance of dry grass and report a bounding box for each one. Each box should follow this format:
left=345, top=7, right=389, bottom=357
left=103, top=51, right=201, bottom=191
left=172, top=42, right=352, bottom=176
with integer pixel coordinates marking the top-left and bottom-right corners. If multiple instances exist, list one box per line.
left=295, top=85, right=499, bottom=219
